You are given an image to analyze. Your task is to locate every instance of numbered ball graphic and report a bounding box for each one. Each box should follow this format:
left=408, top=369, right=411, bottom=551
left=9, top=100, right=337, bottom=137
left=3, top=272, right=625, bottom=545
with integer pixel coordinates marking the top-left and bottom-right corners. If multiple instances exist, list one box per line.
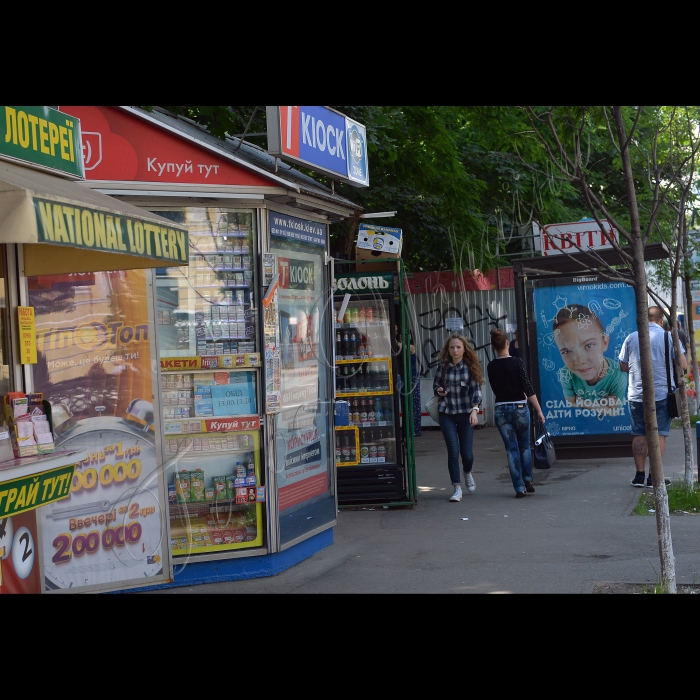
left=11, top=526, right=35, bottom=580
left=0, top=516, right=14, bottom=559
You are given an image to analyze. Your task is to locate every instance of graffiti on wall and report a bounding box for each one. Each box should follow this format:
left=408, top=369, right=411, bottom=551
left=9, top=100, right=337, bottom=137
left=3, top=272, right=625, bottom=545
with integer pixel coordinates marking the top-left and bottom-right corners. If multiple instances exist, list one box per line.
left=412, top=302, right=511, bottom=379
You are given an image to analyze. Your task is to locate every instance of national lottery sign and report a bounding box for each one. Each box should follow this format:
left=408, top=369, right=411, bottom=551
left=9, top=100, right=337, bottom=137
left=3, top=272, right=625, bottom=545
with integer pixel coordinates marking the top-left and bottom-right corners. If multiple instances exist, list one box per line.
left=266, top=106, right=369, bottom=187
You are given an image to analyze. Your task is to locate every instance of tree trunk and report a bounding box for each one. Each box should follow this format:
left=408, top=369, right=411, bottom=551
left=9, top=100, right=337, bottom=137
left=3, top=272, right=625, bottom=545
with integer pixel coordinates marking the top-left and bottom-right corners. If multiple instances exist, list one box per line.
left=683, top=272, right=699, bottom=416
left=614, top=106, right=676, bottom=593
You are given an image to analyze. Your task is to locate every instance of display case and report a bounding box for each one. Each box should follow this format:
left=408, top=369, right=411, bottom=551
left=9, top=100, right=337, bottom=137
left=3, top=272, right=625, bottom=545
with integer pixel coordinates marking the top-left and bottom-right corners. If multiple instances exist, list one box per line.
left=334, top=298, right=398, bottom=469
left=154, top=207, right=265, bottom=557
left=155, top=208, right=258, bottom=358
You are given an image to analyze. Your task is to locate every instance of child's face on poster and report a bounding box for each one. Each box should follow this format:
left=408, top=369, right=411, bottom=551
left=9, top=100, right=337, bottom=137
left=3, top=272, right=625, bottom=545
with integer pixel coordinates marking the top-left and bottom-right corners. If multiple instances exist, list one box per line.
left=554, top=320, right=610, bottom=384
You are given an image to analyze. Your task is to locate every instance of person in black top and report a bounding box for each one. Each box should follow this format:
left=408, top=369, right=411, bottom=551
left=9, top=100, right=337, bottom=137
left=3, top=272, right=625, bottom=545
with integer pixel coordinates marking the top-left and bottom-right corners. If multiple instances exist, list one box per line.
left=487, top=328, right=545, bottom=498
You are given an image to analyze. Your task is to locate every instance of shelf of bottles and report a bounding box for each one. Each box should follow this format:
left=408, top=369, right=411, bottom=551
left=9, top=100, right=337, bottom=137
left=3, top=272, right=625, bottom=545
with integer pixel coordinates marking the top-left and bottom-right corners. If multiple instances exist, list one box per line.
left=334, top=299, right=397, bottom=466
left=334, top=426, right=359, bottom=466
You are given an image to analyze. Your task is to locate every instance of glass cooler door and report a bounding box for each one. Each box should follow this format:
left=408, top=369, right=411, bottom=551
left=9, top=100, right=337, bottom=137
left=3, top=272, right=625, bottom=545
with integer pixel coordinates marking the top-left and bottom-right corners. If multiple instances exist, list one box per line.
left=334, top=296, right=398, bottom=468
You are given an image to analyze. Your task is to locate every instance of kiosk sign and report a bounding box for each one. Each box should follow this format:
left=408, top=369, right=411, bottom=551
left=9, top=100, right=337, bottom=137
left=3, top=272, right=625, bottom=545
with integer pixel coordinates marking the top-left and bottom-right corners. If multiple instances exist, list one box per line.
left=539, top=220, right=618, bottom=256
left=266, top=106, right=369, bottom=187
left=1, top=106, right=85, bottom=178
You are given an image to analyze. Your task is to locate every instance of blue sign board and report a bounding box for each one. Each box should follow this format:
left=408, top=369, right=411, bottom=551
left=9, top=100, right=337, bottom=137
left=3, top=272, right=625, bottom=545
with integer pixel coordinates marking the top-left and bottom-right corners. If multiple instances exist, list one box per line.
left=269, top=210, right=327, bottom=247
left=530, top=276, right=637, bottom=437
left=266, top=106, right=369, bottom=187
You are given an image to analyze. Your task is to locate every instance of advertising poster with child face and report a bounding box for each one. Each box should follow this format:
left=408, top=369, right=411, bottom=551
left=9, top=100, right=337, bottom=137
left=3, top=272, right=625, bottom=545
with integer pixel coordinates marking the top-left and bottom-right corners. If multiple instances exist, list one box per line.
left=531, top=276, right=637, bottom=437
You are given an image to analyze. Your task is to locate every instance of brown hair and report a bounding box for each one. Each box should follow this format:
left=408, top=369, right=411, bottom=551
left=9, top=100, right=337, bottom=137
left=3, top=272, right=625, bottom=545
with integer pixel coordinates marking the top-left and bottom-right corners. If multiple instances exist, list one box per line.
left=490, top=328, right=508, bottom=352
left=554, top=303, right=605, bottom=334
left=438, top=334, right=484, bottom=385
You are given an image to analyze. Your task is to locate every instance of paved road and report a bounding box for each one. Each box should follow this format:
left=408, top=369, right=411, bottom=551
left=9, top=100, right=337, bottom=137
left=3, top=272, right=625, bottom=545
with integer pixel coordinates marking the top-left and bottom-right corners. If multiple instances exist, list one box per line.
left=146, top=426, right=700, bottom=594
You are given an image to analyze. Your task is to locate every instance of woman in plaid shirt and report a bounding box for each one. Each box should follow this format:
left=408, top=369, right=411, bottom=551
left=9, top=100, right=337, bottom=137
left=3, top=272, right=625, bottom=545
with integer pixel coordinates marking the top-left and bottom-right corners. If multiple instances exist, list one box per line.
left=433, top=334, right=484, bottom=502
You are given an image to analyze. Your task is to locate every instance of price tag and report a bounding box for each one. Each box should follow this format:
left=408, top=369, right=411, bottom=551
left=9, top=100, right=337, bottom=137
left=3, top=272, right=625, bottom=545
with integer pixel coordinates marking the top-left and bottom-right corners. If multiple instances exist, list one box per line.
left=18, top=307, right=37, bottom=364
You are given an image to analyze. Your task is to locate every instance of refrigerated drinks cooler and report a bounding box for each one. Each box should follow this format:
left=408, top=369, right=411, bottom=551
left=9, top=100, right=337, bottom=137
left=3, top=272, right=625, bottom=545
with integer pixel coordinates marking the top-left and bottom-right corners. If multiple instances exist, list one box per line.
left=155, top=208, right=266, bottom=557
left=333, top=293, right=409, bottom=505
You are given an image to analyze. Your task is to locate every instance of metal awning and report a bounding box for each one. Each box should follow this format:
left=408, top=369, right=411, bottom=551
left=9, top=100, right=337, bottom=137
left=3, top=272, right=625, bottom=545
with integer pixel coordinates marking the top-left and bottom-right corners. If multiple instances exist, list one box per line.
left=0, top=159, right=189, bottom=276
left=515, top=242, right=669, bottom=276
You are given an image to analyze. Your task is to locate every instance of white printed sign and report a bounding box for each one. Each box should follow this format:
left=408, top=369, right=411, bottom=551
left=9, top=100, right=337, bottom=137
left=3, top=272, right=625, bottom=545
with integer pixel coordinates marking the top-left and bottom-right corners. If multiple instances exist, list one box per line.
left=539, top=220, right=618, bottom=257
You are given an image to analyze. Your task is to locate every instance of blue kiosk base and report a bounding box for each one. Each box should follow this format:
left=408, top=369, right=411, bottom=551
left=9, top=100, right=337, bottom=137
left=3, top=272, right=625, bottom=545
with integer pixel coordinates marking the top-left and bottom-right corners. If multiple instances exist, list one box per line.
left=123, top=528, right=333, bottom=593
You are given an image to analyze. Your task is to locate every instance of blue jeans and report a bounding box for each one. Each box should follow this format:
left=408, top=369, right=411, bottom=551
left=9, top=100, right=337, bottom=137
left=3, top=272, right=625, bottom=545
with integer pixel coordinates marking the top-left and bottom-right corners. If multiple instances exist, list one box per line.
left=494, top=403, right=533, bottom=493
left=438, top=411, right=474, bottom=484
left=629, top=399, right=672, bottom=437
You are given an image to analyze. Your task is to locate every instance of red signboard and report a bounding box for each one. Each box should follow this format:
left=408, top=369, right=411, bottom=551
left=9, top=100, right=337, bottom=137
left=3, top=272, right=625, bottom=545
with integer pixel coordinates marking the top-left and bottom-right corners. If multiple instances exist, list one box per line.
left=59, top=106, right=276, bottom=187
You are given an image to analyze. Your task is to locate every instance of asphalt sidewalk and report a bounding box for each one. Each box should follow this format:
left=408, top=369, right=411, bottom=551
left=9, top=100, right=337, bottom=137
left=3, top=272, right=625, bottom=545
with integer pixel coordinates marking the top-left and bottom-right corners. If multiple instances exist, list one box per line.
left=148, top=425, right=700, bottom=594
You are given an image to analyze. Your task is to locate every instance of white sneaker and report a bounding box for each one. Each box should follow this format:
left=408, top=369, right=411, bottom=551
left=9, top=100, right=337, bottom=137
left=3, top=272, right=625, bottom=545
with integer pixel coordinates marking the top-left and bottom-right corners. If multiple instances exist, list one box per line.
left=449, top=485, right=463, bottom=502
left=464, top=472, right=476, bottom=493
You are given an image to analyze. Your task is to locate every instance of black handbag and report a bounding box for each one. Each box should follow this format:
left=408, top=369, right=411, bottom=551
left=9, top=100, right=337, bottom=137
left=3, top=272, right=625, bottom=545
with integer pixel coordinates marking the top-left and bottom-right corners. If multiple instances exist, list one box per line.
left=664, top=331, right=682, bottom=419
left=533, top=422, right=556, bottom=469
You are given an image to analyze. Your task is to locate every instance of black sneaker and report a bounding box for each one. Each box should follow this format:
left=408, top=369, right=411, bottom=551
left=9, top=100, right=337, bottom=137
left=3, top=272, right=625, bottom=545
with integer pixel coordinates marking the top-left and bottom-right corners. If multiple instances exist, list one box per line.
left=525, top=481, right=535, bottom=493
left=516, top=491, right=526, bottom=498
left=646, top=476, right=672, bottom=488
left=631, top=472, right=646, bottom=487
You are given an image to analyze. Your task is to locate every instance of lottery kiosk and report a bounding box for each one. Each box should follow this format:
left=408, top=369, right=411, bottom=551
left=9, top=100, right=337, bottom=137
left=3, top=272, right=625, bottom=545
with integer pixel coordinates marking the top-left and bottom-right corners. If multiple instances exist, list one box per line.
left=0, top=106, right=190, bottom=593
left=53, top=106, right=363, bottom=590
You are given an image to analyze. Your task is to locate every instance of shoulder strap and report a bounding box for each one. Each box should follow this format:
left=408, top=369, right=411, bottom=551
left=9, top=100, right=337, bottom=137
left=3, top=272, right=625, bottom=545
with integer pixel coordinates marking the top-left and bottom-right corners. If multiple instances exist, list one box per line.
left=664, top=331, right=672, bottom=391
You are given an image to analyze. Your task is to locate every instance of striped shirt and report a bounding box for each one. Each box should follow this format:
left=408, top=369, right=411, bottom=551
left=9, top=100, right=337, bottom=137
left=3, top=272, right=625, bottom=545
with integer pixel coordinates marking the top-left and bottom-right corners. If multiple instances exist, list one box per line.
left=433, top=360, right=483, bottom=415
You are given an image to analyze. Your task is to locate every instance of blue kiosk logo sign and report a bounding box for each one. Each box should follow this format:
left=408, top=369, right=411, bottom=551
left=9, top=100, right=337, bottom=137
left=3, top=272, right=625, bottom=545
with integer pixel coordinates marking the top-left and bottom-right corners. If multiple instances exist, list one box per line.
left=266, top=106, right=369, bottom=187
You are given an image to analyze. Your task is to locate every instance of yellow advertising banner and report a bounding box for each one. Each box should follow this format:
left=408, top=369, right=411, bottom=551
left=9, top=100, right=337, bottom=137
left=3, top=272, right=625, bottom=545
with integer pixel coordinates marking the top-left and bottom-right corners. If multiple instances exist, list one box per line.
left=18, top=306, right=37, bottom=363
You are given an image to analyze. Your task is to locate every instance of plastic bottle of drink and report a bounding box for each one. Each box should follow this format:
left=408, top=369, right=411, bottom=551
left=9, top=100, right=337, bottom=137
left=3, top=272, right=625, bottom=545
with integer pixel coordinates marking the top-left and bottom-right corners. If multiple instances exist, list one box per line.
left=366, top=306, right=373, bottom=323
left=342, top=366, right=351, bottom=392
left=358, top=340, right=366, bottom=358
left=352, top=307, right=359, bottom=324
left=359, top=308, right=366, bottom=324
left=335, top=435, right=342, bottom=463
left=343, top=309, right=351, bottom=324
left=342, top=330, right=349, bottom=357
left=365, top=337, right=373, bottom=358
left=375, top=398, right=383, bottom=423
left=347, top=367, right=356, bottom=391
left=348, top=330, right=357, bottom=357
left=336, top=329, right=342, bottom=358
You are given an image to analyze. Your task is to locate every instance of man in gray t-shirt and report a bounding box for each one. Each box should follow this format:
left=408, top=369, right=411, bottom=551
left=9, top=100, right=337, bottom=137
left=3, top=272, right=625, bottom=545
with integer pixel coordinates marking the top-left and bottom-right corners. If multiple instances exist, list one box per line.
left=619, top=306, right=687, bottom=488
